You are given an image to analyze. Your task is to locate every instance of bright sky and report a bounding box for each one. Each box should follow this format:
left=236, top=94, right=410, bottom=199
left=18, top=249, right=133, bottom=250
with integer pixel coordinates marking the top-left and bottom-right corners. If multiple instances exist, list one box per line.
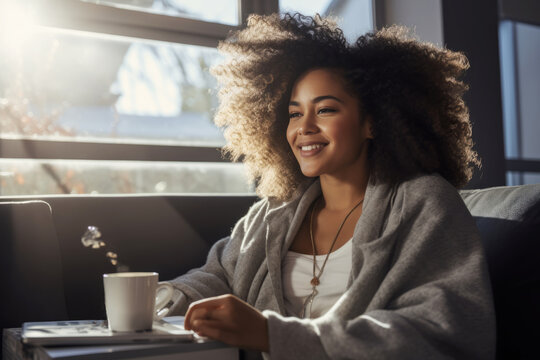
left=279, top=0, right=334, bottom=16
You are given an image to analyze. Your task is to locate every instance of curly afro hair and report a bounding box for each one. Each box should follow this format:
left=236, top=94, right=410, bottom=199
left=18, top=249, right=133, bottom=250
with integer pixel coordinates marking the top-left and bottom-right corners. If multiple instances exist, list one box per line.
left=211, top=13, right=480, bottom=200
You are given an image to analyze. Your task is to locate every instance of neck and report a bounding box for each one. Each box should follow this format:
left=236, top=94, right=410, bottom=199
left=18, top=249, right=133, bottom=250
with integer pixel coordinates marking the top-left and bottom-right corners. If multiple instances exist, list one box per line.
left=319, top=161, right=370, bottom=212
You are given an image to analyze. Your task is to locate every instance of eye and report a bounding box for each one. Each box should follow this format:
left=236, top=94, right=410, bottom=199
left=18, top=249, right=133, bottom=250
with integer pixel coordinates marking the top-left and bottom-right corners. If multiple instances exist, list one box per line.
left=288, top=112, right=301, bottom=119
left=317, top=107, right=336, bottom=115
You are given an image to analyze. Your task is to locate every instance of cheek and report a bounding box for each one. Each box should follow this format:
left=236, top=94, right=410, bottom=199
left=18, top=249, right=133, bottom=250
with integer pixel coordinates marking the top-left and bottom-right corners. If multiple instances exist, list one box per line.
left=324, top=117, right=362, bottom=147
left=286, top=123, right=296, bottom=149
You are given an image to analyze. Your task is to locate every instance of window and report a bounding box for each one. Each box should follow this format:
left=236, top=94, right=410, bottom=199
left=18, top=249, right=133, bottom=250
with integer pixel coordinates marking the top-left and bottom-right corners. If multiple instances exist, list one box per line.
left=0, top=0, right=255, bottom=195
left=499, top=20, right=540, bottom=185
left=1, top=0, right=377, bottom=195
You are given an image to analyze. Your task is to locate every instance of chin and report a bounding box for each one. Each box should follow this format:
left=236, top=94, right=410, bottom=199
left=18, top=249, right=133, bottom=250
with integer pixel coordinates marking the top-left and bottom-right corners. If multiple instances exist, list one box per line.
left=299, top=166, right=323, bottom=178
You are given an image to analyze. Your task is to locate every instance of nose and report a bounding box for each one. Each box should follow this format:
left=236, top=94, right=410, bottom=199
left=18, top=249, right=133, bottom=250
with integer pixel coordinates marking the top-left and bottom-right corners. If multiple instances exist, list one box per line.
left=297, top=111, right=318, bottom=135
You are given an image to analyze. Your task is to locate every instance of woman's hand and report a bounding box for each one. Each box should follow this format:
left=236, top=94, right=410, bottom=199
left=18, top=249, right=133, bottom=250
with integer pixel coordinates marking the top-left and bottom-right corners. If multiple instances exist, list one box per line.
left=184, top=294, right=269, bottom=352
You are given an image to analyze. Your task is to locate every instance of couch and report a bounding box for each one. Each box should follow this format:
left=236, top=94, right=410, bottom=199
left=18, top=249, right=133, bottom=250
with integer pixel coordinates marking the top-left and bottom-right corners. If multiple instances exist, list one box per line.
left=1, top=184, right=539, bottom=359
left=460, top=184, right=540, bottom=359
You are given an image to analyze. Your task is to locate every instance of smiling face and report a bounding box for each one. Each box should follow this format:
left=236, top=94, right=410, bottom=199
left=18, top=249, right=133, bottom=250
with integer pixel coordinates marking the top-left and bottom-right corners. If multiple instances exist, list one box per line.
left=286, top=68, right=372, bottom=179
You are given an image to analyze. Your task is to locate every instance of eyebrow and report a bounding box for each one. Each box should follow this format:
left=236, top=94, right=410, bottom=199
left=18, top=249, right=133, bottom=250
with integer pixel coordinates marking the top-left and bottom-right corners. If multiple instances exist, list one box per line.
left=289, top=95, right=344, bottom=107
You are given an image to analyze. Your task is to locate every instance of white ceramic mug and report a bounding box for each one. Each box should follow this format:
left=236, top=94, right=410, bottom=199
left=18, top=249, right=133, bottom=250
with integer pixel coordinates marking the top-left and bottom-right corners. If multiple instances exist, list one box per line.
left=103, top=272, right=174, bottom=332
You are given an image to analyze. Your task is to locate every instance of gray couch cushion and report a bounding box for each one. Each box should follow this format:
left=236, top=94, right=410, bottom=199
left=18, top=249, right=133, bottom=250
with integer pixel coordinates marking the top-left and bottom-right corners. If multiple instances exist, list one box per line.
left=460, top=184, right=540, bottom=360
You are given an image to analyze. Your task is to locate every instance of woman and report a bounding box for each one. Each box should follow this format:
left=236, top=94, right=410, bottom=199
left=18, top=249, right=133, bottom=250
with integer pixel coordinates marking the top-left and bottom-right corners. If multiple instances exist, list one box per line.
left=169, top=13, right=495, bottom=359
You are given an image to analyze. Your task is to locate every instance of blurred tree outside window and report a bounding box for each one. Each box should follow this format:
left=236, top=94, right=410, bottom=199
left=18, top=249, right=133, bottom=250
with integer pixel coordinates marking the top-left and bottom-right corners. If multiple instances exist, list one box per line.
left=0, top=28, right=224, bottom=145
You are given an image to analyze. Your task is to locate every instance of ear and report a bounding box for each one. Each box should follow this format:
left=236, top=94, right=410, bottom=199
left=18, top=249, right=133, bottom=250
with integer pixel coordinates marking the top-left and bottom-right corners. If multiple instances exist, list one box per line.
left=363, top=115, right=374, bottom=139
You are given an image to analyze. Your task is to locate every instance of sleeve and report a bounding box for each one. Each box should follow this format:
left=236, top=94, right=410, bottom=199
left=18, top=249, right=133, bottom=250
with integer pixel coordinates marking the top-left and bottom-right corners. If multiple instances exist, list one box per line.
left=262, top=177, right=496, bottom=360
left=168, top=198, right=268, bottom=315
left=168, top=236, right=235, bottom=315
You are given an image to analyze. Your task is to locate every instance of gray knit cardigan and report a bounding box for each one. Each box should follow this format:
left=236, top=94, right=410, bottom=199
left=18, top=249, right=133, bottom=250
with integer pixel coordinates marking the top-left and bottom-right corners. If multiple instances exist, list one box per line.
left=169, top=174, right=496, bottom=359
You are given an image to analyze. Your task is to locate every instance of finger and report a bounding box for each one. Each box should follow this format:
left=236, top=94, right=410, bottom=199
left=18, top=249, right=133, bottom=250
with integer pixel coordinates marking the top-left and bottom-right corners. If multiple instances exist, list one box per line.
left=190, top=294, right=235, bottom=308
left=191, top=321, right=237, bottom=345
left=185, top=306, right=205, bottom=330
left=185, top=295, right=234, bottom=329
left=186, top=308, right=209, bottom=325
left=190, top=308, right=230, bottom=326
left=191, top=319, right=232, bottom=333
left=185, top=303, right=216, bottom=329
left=187, top=307, right=234, bottom=332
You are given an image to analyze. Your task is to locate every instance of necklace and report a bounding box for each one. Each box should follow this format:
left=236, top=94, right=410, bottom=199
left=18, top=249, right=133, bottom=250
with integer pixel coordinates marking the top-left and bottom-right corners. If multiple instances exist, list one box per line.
left=301, top=196, right=364, bottom=318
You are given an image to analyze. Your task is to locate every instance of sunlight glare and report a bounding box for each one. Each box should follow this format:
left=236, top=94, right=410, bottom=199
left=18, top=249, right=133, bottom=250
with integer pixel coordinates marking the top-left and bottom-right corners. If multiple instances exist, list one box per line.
left=0, top=1, right=37, bottom=52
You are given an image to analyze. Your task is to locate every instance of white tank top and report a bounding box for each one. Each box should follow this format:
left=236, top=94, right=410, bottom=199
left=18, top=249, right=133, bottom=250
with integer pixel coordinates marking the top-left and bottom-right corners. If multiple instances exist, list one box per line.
left=282, top=240, right=352, bottom=318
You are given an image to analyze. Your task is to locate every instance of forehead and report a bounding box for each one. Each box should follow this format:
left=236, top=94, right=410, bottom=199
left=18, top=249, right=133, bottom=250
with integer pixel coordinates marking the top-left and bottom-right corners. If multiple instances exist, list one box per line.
left=290, top=68, right=349, bottom=100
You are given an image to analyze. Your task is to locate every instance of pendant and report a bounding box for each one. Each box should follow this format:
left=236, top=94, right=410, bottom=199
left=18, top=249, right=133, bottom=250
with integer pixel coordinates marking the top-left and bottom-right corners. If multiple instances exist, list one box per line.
left=301, top=287, right=319, bottom=318
left=310, top=277, right=320, bottom=286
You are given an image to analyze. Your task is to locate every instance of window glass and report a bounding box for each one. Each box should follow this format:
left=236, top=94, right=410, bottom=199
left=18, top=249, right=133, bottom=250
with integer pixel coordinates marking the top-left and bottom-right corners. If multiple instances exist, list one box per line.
left=515, top=22, right=540, bottom=160
left=506, top=172, right=540, bottom=186
left=0, top=159, right=252, bottom=195
left=0, top=27, right=224, bottom=146
left=77, top=0, right=239, bottom=25
left=499, top=21, right=540, bottom=161
left=279, top=0, right=373, bottom=42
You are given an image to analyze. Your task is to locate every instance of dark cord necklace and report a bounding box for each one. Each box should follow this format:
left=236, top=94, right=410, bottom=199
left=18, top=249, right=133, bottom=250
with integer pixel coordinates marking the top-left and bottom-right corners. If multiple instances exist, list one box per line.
left=300, top=196, right=364, bottom=318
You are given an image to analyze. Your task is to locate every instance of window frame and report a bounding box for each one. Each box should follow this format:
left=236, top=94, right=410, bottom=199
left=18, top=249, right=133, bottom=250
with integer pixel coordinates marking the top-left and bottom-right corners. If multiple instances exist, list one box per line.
left=35, top=0, right=237, bottom=47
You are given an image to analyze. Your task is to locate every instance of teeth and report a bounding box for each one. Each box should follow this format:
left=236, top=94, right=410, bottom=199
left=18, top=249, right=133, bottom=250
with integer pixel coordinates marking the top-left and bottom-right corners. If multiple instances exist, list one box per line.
left=301, top=144, right=324, bottom=151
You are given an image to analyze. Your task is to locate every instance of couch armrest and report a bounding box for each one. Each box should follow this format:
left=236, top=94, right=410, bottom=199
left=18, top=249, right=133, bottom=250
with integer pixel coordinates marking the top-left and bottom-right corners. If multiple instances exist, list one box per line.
left=0, top=201, right=68, bottom=330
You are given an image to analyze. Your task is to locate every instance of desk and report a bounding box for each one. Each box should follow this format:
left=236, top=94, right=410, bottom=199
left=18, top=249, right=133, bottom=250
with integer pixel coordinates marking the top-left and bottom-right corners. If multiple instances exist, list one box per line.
left=2, top=328, right=239, bottom=360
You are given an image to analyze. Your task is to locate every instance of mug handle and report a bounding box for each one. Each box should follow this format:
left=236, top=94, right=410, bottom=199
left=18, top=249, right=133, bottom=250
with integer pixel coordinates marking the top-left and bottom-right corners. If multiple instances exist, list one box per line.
left=154, top=281, right=174, bottom=320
